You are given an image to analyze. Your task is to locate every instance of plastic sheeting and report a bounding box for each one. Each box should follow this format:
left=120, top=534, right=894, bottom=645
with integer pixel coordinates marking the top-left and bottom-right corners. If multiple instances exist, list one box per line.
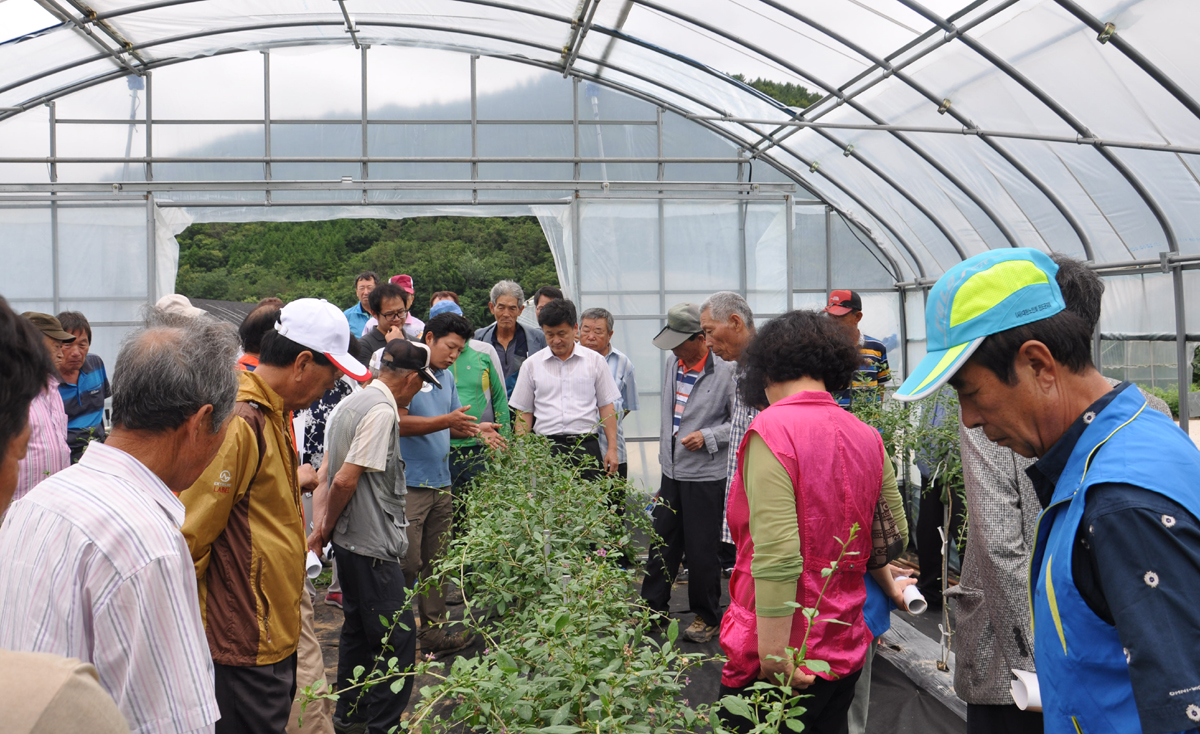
left=2, top=0, right=1199, bottom=279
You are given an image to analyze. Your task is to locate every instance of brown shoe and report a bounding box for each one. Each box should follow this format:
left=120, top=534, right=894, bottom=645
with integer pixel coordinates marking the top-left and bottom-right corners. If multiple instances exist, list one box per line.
left=681, top=616, right=718, bottom=643
left=420, top=629, right=476, bottom=658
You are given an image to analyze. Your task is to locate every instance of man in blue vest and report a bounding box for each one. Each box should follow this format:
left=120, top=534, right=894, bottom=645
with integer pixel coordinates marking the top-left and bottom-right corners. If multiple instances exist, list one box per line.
left=895, top=248, right=1200, bottom=734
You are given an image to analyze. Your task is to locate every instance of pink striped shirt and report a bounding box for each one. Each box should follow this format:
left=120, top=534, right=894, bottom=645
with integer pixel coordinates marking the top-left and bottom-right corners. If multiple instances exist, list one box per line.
left=14, top=378, right=70, bottom=502
left=0, top=442, right=219, bottom=734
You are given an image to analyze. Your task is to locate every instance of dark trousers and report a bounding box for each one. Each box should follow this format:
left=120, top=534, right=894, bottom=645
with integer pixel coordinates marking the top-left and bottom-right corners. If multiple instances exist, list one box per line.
left=718, top=669, right=861, bottom=734
left=916, top=476, right=966, bottom=605
left=966, top=703, right=1044, bottom=734
left=450, top=444, right=487, bottom=535
left=718, top=541, right=737, bottom=569
left=547, top=433, right=604, bottom=482
left=641, top=474, right=725, bottom=627
left=332, top=544, right=417, bottom=734
left=213, top=653, right=297, bottom=734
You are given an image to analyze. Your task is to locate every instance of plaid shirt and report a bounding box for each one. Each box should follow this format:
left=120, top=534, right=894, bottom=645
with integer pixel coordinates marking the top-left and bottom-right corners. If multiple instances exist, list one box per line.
left=721, top=370, right=759, bottom=544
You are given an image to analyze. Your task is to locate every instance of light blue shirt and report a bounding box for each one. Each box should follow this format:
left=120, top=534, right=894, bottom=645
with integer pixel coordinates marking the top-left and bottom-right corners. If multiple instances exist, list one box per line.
left=343, top=302, right=372, bottom=340
left=399, top=369, right=460, bottom=489
left=597, top=346, right=638, bottom=464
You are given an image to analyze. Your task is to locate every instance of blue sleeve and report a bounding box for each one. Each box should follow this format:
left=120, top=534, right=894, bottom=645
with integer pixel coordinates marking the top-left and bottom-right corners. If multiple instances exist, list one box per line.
left=1080, top=484, right=1200, bottom=734
left=623, top=358, right=639, bottom=412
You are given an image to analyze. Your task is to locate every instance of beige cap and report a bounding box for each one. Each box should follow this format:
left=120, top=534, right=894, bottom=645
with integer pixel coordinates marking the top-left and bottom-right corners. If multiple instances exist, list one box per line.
left=155, top=294, right=207, bottom=319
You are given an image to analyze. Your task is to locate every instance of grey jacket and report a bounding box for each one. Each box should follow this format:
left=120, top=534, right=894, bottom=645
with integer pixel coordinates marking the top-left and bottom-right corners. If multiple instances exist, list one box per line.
left=658, top=351, right=735, bottom=482
left=326, top=386, right=409, bottom=563
left=473, top=322, right=548, bottom=383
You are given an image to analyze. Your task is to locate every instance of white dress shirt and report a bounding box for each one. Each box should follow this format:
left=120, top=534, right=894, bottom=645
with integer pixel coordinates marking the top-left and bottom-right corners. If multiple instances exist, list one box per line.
left=0, top=442, right=219, bottom=734
left=509, top=344, right=621, bottom=436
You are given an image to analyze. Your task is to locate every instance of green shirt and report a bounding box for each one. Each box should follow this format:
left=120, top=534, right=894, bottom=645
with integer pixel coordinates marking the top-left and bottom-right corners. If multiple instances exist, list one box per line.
left=746, top=434, right=903, bottom=617
left=449, top=344, right=510, bottom=449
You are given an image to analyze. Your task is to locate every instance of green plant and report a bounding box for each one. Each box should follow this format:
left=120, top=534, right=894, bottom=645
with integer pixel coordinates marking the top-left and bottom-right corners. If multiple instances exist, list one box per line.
left=1144, top=382, right=1199, bottom=419
left=299, top=435, right=714, bottom=733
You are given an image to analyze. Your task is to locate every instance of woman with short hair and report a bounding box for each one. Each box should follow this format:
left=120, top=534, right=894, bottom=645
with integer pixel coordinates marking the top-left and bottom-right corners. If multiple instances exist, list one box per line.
left=718, top=310, right=907, bottom=734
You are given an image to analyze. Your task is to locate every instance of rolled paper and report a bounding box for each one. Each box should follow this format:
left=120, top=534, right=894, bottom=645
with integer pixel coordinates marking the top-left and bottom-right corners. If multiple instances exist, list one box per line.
left=1011, top=669, right=1042, bottom=712
left=306, top=550, right=322, bottom=579
left=902, top=584, right=928, bottom=615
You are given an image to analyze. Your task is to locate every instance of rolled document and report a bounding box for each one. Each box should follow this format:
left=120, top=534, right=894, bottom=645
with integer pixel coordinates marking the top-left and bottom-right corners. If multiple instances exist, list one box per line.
left=902, top=584, right=928, bottom=615
left=1011, top=669, right=1042, bottom=712
left=306, top=550, right=323, bottom=579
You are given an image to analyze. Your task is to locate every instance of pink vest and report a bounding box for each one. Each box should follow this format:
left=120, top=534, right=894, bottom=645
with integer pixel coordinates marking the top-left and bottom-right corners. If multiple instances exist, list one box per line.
left=720, top=390, right=883, bottom=687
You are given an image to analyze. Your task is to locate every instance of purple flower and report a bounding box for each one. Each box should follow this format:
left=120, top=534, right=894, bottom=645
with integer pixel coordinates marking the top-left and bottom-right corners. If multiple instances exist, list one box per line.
left=596, top=548, right=608, bottom=557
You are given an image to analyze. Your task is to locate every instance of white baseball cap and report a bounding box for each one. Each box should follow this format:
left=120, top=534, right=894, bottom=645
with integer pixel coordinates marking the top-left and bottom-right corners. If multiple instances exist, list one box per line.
left=274, top=298, right=369, bottom=381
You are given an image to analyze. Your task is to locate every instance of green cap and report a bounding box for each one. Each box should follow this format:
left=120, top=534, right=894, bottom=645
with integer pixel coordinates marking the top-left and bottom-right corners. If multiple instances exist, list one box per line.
left=894, top=248, right=1064, bottom=402
left=22, top=312, right=76, bottom=342
left=653, top=303, right=702, bottom=350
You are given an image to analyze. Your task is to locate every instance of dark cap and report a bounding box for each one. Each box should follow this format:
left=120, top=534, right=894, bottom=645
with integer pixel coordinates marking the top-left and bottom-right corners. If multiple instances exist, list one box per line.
left=376, top=339, right=441, bottom=389
left=652, top=302, right=703, bottom=350
left=823, top=290, right=862, bottom=316
left=21, top=312, right=76, bottom=342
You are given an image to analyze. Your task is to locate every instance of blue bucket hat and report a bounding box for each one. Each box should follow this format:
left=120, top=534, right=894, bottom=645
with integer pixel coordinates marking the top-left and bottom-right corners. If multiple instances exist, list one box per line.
left=894, top=248, right=1066, bottom=402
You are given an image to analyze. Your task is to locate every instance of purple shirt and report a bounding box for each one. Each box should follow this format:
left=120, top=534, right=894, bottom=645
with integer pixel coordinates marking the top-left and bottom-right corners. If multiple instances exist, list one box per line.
left=15, top=378, right=70, bottom=502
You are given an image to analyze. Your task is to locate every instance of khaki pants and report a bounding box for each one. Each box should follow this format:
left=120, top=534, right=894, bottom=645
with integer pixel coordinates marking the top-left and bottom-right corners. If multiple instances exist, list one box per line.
left=286, top=583, right=334, bottom=734
left=401, top=485, right=453, bottom=644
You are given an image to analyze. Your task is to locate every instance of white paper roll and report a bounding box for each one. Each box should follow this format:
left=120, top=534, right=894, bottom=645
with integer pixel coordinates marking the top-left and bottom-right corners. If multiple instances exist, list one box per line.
left=902, top=584, right=927, bottom=615
left=1011, top=669, right=1042, bottom=712
left=306, top=550, right=322, bottom=579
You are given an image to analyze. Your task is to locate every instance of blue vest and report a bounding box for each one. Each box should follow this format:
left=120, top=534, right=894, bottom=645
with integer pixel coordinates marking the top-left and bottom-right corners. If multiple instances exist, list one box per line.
left=863, top=574, right=891, bottom=638
left=1030, top=386, right=1200, bottom=734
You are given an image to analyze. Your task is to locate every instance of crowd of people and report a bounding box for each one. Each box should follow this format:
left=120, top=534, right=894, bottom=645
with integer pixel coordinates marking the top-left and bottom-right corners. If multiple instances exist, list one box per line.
left=0, top=247, right=1197, bottom=734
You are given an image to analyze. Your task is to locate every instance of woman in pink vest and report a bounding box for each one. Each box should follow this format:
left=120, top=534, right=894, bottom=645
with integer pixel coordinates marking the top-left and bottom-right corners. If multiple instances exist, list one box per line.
left=719, top=310, right=909, bottom=733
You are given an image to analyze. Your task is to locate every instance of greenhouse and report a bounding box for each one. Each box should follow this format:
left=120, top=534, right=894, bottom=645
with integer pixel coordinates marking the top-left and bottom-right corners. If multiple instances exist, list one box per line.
left=1, top=0, right=1198, bottom=731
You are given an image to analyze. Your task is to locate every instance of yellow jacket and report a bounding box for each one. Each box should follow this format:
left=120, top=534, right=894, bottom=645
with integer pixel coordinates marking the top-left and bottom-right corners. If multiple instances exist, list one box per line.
left=179, top=370, right=305, bottom=667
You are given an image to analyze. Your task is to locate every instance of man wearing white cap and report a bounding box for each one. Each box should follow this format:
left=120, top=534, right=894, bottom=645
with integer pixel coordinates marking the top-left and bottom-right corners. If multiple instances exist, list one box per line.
left=179, top=299, right=369, bottom=733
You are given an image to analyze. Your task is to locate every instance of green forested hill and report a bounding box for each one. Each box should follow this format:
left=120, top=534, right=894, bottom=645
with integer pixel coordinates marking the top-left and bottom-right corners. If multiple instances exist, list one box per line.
left=175, top=216, right=560, bottom=330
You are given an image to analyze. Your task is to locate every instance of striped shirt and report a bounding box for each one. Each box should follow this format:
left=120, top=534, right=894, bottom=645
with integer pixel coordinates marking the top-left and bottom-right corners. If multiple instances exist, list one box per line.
left=673, top=352, right=707, bottom=436
left=596, top=346, right=639, bottom=464
left=721, top=370, right=759, bottom=545
left=15, top=379, right=70, bottom=502
left=0, top=442, right=219, bottom=734
left=833, top=333, right=891, bottom=409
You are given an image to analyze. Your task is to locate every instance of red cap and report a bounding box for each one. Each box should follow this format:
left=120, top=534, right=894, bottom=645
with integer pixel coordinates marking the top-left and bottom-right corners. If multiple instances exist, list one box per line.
left=390, top=274, right=414, bottom=294
left=823, top=289, right=862, bottom=316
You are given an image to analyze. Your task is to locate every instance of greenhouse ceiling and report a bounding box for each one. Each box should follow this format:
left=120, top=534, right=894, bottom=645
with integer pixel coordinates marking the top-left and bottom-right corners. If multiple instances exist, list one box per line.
left=1, top=0, right=1198, bottom=280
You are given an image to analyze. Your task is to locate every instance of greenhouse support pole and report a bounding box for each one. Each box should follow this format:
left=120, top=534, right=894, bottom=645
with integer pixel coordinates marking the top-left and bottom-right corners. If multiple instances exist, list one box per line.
left=825, top=205, right=833, bottom=301
left=145, top=71, right=153, bottom=182
left=470, top=55, right=478, bottom=185
left=360, top=45, right=368, bottom=197
left=1174, top=264, right=1190, bottom=427
left=898, top=285, right=909, bottom=379
left=572, top=78, right=580, bottom=182
left=49, top=100, right=59, bottom=314
left=263, top=51, right=271, bottom=205
left=785, top=196, right=794, bottom=312
left=737, top=148, right=747, bottom=298
left=572, top=194, right=582, bottom=305
left=1093, top=322, right=1102, bottom=372
left=146, top=193, right=156, bottom=304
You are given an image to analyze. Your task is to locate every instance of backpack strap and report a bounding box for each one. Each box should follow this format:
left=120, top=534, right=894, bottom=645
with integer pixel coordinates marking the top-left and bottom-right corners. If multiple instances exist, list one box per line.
left=232, top=401, right=268, bottom=479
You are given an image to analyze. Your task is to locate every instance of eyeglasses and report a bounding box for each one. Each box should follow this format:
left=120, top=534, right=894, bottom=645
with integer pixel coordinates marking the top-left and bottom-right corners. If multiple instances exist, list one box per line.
left=381, top=309, right=408, bottom=320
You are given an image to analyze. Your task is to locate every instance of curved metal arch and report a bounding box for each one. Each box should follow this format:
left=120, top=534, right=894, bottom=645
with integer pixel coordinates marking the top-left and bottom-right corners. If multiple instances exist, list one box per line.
left=619, top=1, right=1016, bottom=252
left=5, top=0, right=1009, bottom=255
left=748, top=0, right=1093, bottom=260
left=0, top=10, right=934, bottom=278
left=897, top=0, right=1179, bottom=255
left=1053, top=0, right=1200, bottom=124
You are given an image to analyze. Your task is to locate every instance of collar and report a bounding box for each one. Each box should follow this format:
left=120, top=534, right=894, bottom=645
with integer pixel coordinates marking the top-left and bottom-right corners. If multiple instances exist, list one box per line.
left=236, top=369, right=287, bottom=417
left=1026, top=381, right=1131, bottom=508
left=678, top=349, right=710, bottom=374
left=353, top=302, right=369, bottom=315
left=79, top=442, right=185, bottom=527
left=547, top=343, right=578, bottom=362
left=366, top=379, right=399, bottom=413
